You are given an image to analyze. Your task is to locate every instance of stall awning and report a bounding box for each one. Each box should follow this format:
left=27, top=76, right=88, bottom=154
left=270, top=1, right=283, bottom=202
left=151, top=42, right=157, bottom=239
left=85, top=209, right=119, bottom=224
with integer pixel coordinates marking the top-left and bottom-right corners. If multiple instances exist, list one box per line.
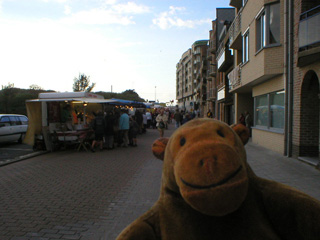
left=26, top=98, right=118, bottom=104
left=108, top=98, right=146, bottom=108
left=26, top=97, right=146, bottom=107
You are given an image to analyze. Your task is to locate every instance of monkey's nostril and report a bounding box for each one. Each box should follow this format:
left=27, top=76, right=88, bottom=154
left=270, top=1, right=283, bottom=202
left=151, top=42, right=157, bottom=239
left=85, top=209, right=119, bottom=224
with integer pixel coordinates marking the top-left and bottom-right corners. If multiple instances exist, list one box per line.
left=199, top=159, right=204, bottom=166
left=217, top=130, right=225, bottom=138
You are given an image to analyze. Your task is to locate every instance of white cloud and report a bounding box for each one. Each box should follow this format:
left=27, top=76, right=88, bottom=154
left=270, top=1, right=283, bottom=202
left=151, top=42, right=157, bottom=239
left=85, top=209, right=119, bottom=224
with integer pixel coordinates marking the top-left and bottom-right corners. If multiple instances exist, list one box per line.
left=111, top=2, right=150, bottom=14
left=60, top=8, right=135, bottom=25
left=40, top=0, right=67, bottom=2
left=64, top=5, right=71, bottom=15
left=153, top=6, right=211, bottom=30
left=59, top=2, right=150, bottom=25
left=104, top=0, right=118, bottom=5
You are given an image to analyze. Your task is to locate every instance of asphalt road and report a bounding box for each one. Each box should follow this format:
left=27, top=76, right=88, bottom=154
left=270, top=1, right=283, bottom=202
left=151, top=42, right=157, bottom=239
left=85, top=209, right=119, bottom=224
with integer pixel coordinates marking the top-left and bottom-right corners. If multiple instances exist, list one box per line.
left=0, top=142, right=41, bottom=165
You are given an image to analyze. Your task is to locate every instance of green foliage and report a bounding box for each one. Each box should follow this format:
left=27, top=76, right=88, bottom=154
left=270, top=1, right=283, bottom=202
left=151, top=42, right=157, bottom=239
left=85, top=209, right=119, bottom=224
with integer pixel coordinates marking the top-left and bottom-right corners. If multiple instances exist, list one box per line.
left=29, top=84, right=43, bottom=90
left=0, top=87, right=145, bottom=116
left=73, top=73, right=96, bottom=92
left=95, top=89, right=145, bottom=102
left=0, top=87, right=50, bottom=115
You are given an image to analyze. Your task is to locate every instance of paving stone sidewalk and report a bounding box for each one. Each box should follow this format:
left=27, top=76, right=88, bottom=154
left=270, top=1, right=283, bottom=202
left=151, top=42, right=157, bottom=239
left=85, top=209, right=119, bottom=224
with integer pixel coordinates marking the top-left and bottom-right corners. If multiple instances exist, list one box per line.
left=0, top=122, right=319, bottom=240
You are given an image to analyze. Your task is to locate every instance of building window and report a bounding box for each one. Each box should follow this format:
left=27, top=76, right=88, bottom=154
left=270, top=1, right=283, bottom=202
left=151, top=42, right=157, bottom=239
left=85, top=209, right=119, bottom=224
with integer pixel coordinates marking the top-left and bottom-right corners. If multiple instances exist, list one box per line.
left=256, top=3, right=280, bottom=51
left=270, top=91, right=285, bottom=129
left=242, top=30, right=249, bottom=63
left=254, top=90, right=284, bottom=130
left=255, top=94, right=268, bottom=127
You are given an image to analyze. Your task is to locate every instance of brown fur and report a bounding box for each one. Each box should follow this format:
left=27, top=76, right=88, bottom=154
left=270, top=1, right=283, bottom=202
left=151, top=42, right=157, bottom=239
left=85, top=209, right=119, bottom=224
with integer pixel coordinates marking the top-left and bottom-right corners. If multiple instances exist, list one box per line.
left=117, top=119, right=320, bottom=240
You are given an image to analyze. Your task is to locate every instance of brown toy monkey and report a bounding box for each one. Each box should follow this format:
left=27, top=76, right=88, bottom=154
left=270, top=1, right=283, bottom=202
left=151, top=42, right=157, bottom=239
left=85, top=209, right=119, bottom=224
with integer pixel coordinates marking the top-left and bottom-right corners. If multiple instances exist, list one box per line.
left=117, top=118, right=320, bottom=240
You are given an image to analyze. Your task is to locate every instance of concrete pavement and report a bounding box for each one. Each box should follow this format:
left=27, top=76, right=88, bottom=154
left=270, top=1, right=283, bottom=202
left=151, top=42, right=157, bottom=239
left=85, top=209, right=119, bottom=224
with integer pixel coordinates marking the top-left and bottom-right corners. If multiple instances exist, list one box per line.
left=0, top=122, right=319, bottom=240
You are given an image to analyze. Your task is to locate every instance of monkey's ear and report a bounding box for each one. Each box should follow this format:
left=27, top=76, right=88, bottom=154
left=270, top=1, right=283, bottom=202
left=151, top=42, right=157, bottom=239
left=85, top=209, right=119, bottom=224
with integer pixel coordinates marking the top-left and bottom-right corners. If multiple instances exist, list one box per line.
left=231, top=124, right=250, bottom=145
left=152, top=138, right=169, bottom=161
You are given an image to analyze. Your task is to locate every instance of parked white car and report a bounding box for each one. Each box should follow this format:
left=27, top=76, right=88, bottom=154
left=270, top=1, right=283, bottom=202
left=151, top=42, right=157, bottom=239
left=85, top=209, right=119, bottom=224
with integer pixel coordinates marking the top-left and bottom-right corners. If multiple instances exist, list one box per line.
left=0, top=114, right=29, bottom=144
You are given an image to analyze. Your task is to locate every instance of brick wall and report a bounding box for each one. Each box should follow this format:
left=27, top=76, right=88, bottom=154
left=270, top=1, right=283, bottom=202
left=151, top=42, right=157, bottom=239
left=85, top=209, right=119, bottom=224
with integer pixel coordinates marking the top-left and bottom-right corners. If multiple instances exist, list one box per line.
left=292, top=0, right=320, bottom=157
left=252, top=128, right=284, bottom=154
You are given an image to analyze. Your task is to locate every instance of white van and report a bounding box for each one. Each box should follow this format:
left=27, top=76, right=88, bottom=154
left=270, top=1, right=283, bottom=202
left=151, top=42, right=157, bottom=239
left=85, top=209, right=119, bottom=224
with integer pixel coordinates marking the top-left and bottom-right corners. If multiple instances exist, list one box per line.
left=0, top=114, right=29, bottom=144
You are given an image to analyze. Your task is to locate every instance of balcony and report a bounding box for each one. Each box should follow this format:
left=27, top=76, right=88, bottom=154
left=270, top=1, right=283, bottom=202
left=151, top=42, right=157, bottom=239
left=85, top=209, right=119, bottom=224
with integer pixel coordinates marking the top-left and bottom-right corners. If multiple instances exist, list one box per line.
left=298, top=5, right=320, bottom=66
left=229, top=0, right=242, bottom=9
left=206, top=87, right=216, bottom=101
left=229, top=9, right=242, bottom=50
left=217, top=44, right=233, bottom=72
left=228, top=64, right=241, bottom=91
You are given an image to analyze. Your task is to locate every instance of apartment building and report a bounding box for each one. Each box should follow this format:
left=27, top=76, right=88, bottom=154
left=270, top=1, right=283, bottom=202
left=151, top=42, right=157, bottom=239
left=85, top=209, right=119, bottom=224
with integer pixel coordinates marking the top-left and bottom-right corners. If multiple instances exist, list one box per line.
left=192, top=40, right=209, bottom=116
left=206, top=20, right=218, bottom=115
left=226, top=0, right=319, bottom=161
left=176, top=41, right=208, bottom=115
left=176, top=49, right=193, bottom=111
left=176, top=0, right=319, bottom=162
left=215, top=8, right=235, bottom=124
left=225, top=0, right=285, bottom=154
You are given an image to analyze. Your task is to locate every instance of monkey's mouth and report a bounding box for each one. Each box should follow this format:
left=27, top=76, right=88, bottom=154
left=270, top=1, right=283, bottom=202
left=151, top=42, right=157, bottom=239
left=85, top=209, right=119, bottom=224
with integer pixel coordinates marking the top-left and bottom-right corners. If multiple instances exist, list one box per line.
left=180, top=165, right=242, bottom=190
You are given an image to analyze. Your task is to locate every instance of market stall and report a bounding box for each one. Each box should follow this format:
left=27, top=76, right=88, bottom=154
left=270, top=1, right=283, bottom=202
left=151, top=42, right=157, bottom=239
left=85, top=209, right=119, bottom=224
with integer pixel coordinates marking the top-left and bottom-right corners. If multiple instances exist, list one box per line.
left=24, top=92, right=116, bottom=151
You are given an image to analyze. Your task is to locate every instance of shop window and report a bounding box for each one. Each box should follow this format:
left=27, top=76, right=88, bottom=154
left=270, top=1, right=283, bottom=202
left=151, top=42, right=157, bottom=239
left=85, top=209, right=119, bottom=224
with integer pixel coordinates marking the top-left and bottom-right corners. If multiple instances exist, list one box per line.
left=270, top=91, right=285, bottom=129
left=254, top=91, right=284, bottom=130
left=255, top=94, right=268, bottom=127
left=256, top=3, right=280, bottom=52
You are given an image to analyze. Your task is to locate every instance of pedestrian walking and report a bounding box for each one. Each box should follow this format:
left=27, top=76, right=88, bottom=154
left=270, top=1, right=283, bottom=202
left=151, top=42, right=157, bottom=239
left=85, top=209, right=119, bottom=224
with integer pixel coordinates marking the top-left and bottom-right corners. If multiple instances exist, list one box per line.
left=156, top=108, right=168, bottom=138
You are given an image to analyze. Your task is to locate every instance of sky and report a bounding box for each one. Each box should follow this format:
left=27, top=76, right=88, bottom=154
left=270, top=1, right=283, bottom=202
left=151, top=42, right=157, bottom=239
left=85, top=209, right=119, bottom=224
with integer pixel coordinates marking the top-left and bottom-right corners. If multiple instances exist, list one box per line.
left=0, top=0, right=231, bottom=103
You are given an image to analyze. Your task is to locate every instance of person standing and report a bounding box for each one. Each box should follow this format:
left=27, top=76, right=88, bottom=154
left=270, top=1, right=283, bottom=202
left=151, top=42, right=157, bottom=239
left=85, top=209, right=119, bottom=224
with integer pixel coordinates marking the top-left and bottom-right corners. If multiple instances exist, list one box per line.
left=207, top=109, right=213, bottom=118
left=129, top=116, right=139, bottom=147
left=142, top=111, right=147, bottom=133
left=239, top=113, right=246, bottom=126
left=119, top=109, right=130, bottom=147
left=174, top=109, right=181, bottom=129
left=91, top=111, right=106, bottom=152
left=156, top=108, right=168, bottom=138
left=104, top=111, right=115, bottom=150
left=245, top=111, right=252, bottom=137
left=146, top=110, right=152, bottom=128
left=135, top=110, right=143, bottom=134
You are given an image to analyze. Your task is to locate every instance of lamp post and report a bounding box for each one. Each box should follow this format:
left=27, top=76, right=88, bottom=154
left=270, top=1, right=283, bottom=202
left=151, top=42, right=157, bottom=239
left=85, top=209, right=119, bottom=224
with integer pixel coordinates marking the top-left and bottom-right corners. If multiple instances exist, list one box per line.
left=155, top=86, right=157, bottom=103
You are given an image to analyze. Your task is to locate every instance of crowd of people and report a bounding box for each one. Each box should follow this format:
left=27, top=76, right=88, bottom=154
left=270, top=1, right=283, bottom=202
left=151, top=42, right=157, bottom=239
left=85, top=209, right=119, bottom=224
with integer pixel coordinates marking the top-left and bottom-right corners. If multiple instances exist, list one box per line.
left=89, top=107, right=253, bottom=152
left=89, top=107, right=207, bottom=152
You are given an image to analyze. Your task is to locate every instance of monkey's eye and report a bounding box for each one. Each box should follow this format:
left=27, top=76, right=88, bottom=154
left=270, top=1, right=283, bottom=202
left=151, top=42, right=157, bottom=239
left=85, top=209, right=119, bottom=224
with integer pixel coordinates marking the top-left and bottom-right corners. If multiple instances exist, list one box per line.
left=180, top=137, right=186, bottom=146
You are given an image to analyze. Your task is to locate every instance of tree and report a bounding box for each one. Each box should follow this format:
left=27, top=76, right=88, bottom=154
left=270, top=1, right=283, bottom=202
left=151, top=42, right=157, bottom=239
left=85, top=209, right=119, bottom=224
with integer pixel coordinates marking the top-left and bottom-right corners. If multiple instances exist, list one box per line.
left=73, top=73, right=95, bottom=92
left=0, top=83, right=15, bottom=113
left=29, top=84, right=43, bottom=90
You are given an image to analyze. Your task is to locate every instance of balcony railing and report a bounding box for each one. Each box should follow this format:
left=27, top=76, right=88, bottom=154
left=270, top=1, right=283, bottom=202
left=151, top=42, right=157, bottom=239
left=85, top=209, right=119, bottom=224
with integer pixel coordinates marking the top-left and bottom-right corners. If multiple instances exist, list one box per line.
left=229, top=9, right=242, bottom=49
left=299, top=5, right=320, bottom=49
left=228, top=64, right=241, bottom=91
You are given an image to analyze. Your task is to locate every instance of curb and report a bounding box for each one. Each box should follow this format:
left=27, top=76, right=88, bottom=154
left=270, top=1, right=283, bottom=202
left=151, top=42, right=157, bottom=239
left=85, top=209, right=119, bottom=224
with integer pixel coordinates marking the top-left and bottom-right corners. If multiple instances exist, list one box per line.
left=0, top=151, right=49, bottom=167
